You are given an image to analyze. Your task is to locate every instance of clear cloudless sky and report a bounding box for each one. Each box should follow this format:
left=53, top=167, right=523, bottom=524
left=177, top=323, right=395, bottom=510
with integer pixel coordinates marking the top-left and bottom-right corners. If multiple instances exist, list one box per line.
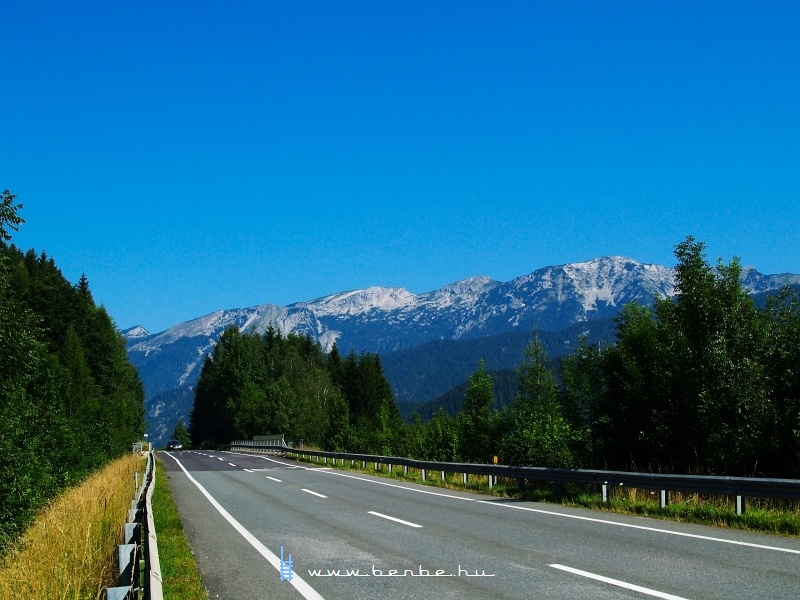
left=3, top=1, right=799, bottom=333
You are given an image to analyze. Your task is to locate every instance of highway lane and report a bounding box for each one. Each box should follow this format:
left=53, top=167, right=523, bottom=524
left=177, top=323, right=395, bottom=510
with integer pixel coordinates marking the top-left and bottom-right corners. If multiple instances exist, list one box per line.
left=161, top=450, right=800, bottom=599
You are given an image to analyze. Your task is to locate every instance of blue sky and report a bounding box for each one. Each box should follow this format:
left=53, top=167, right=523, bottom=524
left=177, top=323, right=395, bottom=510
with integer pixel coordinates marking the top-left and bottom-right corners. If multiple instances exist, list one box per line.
left=3, top=1, right=799, bottom=333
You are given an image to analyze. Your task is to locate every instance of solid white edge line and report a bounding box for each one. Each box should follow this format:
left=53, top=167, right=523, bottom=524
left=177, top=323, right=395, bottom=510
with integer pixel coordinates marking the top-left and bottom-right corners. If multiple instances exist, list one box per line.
left=301, top=488, right=327, bottom=498
left=474, top=501, right=800, bottom=556
left=231, top=452, right=800, bottom=556
left=368, top=511, right=423, bottom=528
left=549, top=564, right=690, bottom=600
left=162, top=453, right=325, bottom=600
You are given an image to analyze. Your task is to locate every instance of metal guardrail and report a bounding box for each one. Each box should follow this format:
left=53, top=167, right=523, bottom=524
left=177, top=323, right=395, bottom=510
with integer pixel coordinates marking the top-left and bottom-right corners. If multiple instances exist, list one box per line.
left=230, top=442, right=800, bottom=515
left=106, top=451, right=163, bottom=600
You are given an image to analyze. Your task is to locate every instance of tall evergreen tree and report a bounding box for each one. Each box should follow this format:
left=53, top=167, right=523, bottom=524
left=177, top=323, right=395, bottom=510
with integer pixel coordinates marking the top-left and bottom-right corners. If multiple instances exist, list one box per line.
left=457, top=359, right=494, bottom=462
left=501, top=332, right=575, bottom=467
left=0, top=190, right=145, bottom=549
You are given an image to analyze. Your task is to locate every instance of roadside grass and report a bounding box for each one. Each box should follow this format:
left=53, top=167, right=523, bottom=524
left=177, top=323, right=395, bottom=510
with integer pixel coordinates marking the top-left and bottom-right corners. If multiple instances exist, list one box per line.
left=293, top=453, right=800, bottom=537
left=152, top=456, right=207, bottom=600
left=0, top=453, right=144, bottom=600
left=557, top=486, right=800, bottom=536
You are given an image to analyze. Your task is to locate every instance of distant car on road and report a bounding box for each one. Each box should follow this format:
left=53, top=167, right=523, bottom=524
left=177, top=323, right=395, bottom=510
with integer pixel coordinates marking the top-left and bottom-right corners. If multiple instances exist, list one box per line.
left=166, top=440, right=183, bottom=451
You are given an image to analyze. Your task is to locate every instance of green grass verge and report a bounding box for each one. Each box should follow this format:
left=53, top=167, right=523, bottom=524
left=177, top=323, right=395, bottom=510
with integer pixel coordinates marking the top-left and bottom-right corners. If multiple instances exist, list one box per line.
left=152, top=457, right=207, bottom=600
left=293, top=453, right=800, bottom=537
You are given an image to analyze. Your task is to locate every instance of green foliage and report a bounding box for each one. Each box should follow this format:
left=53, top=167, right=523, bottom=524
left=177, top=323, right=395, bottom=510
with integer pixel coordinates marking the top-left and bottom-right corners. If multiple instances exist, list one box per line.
left=190, top=327, right=405, bottom=454
left=0, top=191, right=24, bottom=243
left=0, top=191, right=145, bottom=550
left=422, top=408, right=460, bottom=462
left=398, top=368, right=517, bottom=422
left=457, top=360, right=496, bottom=462
left=575, top=236, right=799, bottom=477
left=151, top=459, right=207, bottom=600
left=171, top=421, right=191, bottom=449
left=181, top=233, right=800, bottom=481
left=500, top=331, right=576, bottom=467
left=763, top=287, right=800, bottom=476
left=500, top=413, right=576, bottom=467
left=382, top=318, right=617, bottom=404
left=396, top=236, right=800, bottom=479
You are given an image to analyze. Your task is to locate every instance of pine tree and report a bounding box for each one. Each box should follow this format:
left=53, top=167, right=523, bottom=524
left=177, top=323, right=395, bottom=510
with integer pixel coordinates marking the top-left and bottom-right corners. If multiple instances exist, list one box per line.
left=457, top=359, right=494, bottom=462
left=501, top=332, right=575, bottom=467
left=171, top=420, right=191, bottom=449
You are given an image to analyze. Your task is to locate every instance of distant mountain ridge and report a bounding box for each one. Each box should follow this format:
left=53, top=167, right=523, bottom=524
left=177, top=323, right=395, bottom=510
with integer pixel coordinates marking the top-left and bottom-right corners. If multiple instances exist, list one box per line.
left=124, top=255, right=800, bottom=445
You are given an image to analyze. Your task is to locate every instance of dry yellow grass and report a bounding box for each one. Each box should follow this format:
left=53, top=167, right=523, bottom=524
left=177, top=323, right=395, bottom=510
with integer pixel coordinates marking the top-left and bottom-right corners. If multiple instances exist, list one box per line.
left=0, top=453, right=145, bottom=600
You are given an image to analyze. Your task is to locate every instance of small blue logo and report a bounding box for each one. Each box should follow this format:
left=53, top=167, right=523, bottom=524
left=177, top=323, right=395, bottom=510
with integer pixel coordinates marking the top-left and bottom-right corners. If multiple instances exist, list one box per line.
left=280, top=546, right=293, bottom=581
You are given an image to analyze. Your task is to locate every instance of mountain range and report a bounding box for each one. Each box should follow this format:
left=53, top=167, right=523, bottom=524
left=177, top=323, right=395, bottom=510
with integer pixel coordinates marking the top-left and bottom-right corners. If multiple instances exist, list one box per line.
left=124, top=256, right=800, bottom=446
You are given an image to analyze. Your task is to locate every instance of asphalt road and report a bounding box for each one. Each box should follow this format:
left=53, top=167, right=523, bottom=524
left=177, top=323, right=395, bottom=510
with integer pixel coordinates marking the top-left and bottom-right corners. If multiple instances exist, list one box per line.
left=161, top=450, right=800, bottom=600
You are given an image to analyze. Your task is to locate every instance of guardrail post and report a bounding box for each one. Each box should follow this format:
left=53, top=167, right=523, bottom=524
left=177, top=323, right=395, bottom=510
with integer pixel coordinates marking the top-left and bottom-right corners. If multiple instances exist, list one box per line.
left=404, top=465, right=408, bottom=475
left=488, top=475, right=493, bottom=490
left=441, top=470, right=445, bottom=481
left=421, top=469, right=426, bottom=481
left=463, top=473, right=468, bottom=485
left=124, top=522, right=140, bottom=545
left=660, top=490, right=669, bottom=508
left=117, top=543, right=136, bottom=587
left=362, top=460, right=366, bottom=469
left=602, top=482, right=608, bottom=503
left=106, top=587, right=130, bottom=600
left=736, top=495, right=746, bottom=515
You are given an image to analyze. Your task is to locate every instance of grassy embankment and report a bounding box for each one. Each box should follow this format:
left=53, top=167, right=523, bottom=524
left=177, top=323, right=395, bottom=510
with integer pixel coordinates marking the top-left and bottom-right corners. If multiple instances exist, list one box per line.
left=0, top=452, right=207, bottom=600
left=295, top=453, right=800, bottom=537
left=0, top=453, right=144, bottom=599
left=151, top=456, right=207, bottom=600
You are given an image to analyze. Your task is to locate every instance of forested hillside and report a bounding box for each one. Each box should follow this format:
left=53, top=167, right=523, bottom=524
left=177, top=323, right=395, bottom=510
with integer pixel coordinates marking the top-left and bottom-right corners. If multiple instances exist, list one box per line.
left=189, top=325, right=402, bottom=455
left=0, top=191, right=146, bottom=550
left=192, top=236, right=800, bottom=480
left=383, top=318, right=616, bottom=405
